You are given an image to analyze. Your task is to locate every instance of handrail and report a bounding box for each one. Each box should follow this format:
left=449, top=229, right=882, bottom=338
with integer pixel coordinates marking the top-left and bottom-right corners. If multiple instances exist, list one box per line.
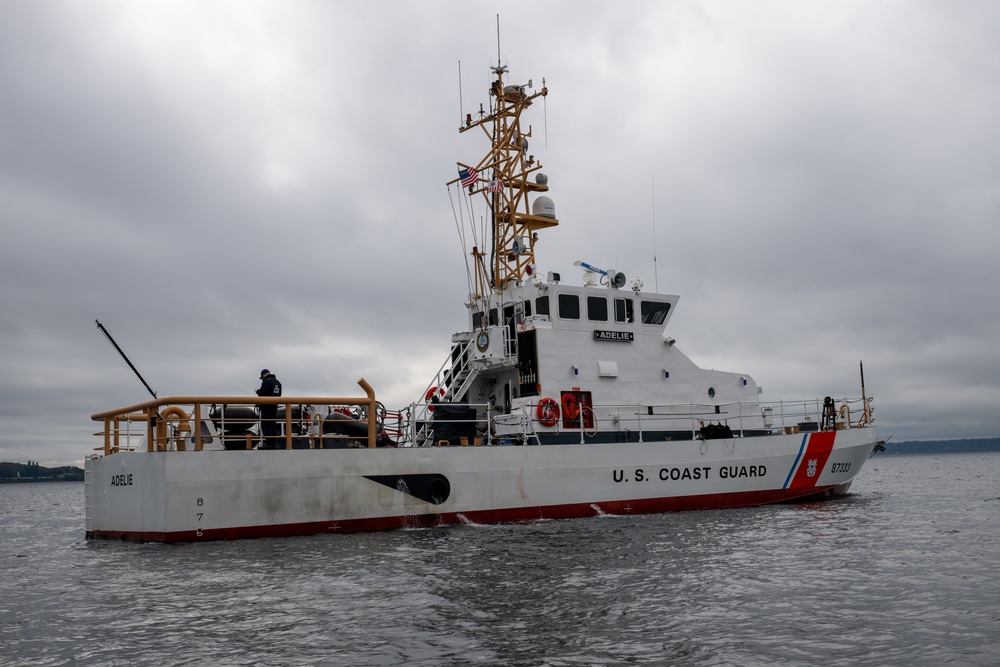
left=95, top=387, right=873, bottom=455
left=417, top=337, right=477, bottom=421
left=91, top=378, right=378, bottom=454
left=412, top=394, right=875, bottom=449
left=516, top=395, right=875, bottom=440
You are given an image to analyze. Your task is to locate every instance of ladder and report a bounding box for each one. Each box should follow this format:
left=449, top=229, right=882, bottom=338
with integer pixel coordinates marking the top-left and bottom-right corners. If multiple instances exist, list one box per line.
left=83, top=456, right=93, bottom=534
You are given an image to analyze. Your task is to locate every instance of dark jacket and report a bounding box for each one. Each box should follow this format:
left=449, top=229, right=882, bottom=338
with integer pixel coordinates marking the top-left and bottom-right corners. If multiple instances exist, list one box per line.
left=257, top=375, right=282, bottom=415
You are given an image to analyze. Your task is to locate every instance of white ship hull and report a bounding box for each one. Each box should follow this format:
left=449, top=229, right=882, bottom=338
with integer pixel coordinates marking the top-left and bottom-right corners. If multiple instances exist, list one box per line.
left=86, top=427, right=877, bottom=541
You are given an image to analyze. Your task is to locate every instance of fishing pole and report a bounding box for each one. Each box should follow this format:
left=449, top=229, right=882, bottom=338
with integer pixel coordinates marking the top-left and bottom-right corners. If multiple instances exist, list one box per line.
left=95, top=319, right=157, bottom=399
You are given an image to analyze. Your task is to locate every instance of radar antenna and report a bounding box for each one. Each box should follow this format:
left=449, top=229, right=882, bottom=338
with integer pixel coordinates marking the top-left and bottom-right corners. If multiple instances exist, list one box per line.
left=573, top=261, right=627, bottom=289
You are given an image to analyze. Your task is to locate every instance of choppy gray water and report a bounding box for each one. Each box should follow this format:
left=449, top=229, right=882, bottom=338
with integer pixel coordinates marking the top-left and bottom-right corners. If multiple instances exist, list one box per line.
left=1, top=453, right=998, bottom=666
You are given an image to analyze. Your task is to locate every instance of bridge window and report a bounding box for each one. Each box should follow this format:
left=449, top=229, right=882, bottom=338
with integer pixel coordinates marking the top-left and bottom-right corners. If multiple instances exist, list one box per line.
left=615, top=298, right=634, bottom=323
left=587, top=296, right=608, bottom=322
left=558, top=294, right=580, bottom=320
left=535, top=295, right=549, bottom=316
left=640, top=301, right=671, bottom=325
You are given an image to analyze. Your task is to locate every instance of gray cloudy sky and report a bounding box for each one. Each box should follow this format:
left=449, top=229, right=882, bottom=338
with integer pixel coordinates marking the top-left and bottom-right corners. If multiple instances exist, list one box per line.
left=2, top=1, right=998, bottom=466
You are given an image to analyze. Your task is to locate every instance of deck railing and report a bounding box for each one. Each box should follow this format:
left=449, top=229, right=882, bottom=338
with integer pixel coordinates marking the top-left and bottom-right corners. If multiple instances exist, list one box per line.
left=90, top=378, right=378, bottom=455
left=409, top=395, right=875, bottom=446
left=562, top=396, right=875, bottom=442
left=93, top=382, right=874, bottom=454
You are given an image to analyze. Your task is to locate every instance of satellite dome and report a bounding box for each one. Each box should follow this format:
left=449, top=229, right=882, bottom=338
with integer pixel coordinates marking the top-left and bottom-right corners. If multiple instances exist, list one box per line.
left=532, top=196, right=556, bottom=219
left=535, top=173, right=548, bottom=185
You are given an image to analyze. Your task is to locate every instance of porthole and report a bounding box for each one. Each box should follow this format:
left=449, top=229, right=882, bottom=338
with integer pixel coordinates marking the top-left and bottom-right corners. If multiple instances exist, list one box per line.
left=708, top=387, right=716, bottom=399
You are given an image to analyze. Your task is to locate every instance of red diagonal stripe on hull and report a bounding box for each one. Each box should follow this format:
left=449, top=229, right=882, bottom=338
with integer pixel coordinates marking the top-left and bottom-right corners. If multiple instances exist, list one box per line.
left=788, top=431, right=837, bottom=489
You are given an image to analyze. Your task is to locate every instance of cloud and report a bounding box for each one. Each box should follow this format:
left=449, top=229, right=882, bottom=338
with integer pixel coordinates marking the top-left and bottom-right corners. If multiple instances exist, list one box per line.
left=1, top=1, right=999, bottom=465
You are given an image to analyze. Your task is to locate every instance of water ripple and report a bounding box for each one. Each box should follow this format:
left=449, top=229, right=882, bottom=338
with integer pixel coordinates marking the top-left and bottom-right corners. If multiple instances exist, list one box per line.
left=1, top=454, right=998, bottom=665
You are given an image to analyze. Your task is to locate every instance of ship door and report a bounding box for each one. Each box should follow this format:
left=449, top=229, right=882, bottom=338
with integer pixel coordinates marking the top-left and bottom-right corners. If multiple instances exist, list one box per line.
left=503, top=304, right=523, bottom=358
left=518, top=329, right=539, bottom=397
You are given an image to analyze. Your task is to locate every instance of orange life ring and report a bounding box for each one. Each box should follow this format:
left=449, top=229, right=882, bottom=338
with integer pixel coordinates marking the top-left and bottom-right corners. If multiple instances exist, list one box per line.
left=561, top=393, right=580, bottom=421
left=425, top=386, right=445, bottom=411
left=537, top=397, right=559, bottom=427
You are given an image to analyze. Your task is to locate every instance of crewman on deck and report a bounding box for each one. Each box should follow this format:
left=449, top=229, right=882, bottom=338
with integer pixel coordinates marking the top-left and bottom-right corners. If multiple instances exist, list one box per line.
left=256, top=369, right=282, bottom=448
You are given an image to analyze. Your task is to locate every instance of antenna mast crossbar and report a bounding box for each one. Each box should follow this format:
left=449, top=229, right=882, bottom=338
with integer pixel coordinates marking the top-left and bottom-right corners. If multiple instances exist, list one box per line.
left=456, top=66, right=557, bottom=295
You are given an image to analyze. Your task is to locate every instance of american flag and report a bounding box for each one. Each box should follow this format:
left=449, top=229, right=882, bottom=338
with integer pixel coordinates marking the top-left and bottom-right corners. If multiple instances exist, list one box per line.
left=459, top=166, right=478, bottom=188
left=487, top=179, right=504, bottom=192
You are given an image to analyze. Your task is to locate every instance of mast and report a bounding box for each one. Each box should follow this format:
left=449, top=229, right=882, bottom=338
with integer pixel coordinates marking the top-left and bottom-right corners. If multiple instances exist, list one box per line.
left=455, top=65, right=558, bottom=296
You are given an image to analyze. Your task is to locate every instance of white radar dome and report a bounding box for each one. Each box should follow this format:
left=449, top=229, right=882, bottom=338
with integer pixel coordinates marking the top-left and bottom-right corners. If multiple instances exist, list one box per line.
left=532, top=196, right=556, bottom=219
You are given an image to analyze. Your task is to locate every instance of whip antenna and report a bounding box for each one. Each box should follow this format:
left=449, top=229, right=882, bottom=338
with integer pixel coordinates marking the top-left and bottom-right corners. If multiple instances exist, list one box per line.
left=96, top=319, right=157, bottom=398
left=458, top=61, right=464, bottom=126
left=543, top=77, right=549, bottom=150
left=651, top=173, right=659, bottom=292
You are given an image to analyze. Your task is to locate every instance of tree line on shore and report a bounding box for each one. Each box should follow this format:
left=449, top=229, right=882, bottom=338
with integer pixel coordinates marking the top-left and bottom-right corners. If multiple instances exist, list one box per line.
left=0, top=461, right=84, bottom=482
left=881, top=437, right=1000, bottom=455
left=2, top=437, right=997, bottom=480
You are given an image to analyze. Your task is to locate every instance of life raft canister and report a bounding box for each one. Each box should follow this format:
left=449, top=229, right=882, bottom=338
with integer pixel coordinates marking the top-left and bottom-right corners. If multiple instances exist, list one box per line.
left=536, top=397, right=560, bottom=427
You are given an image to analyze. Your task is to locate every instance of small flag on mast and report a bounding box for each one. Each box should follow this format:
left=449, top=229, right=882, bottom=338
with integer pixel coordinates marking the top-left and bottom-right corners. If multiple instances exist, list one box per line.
left=487, top=179, right=504, bottom=192
left=459, top=166, right=478, bottom=189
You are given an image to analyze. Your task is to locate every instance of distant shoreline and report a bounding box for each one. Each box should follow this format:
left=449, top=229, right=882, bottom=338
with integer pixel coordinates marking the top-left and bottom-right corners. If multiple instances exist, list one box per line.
left=2, top=437, right=998, bottom=480
left=0, top=461, right=84, bottom=483
left=879, top=437, right=1000, bottom=455
left=0, top=478, right=83, bottom=484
